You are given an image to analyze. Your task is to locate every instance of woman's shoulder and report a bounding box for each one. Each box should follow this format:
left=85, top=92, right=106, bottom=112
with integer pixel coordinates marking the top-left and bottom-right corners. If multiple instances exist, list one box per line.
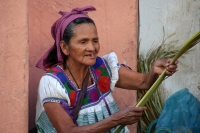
left=99, top=52, right=120, bottom=91
left=39, top=65, right=66, bottom=90
left=38, top=67, right=70, bottom=105
left=93, top=52, right=118, bottom=68
left=41, top=65, right=65, bottom=81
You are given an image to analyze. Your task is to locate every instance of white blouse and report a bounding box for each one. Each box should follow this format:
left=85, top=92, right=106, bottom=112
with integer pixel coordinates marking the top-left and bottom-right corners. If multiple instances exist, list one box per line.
left=35, top=52, right=130, bottom=133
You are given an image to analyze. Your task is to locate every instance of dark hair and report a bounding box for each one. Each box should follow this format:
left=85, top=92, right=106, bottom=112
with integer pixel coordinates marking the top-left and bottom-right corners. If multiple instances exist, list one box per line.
left=47, top=17, right=95, bottom=67
left=63, top=17, right=95, bottom=45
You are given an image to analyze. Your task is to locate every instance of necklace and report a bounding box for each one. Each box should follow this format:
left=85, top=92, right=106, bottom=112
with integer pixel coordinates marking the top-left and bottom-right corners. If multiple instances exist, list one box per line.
left=65, top=63, right=80, bottom=89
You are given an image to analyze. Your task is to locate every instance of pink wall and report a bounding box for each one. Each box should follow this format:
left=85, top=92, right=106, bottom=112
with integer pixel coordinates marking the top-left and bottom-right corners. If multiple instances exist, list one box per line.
left=29, top=0, right=138, bottom=132
left=0, top=0, right=28, bottom=132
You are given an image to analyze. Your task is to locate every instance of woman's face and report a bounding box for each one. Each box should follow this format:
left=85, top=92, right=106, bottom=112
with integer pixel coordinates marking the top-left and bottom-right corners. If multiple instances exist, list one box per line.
left=65, top=23, right=100, bottom=66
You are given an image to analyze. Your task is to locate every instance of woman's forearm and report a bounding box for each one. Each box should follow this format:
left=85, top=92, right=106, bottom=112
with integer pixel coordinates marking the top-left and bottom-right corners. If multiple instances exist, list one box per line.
left=45, top=102, right=120, bottom=133
left=45, top=102, right=146, bottom=133
left=61, top=114, right=119, bottom=133
left=116, top=58, right=177, bottom=90
left=142, top=70, right=159, bottom=89
left=116, top=66, right=159, bottom=90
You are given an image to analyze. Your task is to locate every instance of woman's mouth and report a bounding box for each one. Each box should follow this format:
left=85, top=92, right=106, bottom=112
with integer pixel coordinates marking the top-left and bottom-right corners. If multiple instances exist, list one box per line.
left=85, top=53, right=95, bottom=58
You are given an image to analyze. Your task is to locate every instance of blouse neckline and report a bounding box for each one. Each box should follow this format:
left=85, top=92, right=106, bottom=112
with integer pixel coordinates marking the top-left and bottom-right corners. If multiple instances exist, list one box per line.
left=56, top=65, right=96, bottom=91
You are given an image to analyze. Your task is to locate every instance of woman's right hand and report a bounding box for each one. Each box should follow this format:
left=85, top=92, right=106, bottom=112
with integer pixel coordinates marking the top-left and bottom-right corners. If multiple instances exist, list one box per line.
left=113, top=106, right=147, bottom=125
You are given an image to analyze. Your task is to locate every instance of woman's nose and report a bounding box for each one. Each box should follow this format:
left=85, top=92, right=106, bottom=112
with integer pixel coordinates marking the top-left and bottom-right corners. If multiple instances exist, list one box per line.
left=86, top=42, right=95, bottom=51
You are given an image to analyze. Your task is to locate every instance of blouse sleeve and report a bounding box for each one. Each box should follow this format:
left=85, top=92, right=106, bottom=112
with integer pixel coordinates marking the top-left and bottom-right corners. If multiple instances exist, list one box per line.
left=38, top=74, right=71, bottom=106
left=102, top=52, right=121, bottom=91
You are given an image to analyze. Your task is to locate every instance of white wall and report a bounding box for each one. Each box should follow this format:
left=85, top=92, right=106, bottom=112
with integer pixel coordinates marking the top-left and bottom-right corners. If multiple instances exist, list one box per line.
left=139, top=0, right=200, bottom=101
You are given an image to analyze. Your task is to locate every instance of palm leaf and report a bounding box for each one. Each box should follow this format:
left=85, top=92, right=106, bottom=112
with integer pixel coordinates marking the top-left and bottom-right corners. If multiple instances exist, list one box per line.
left=136, top=31, right=200, bottom=107
left=113, top=31, right=200, bottom=133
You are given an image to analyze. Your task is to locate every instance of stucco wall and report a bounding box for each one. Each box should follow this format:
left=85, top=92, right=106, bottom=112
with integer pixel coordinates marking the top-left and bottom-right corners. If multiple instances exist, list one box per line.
left=29, top=0, right=138, bottom=132
left=139, top=0, right=200, bottom=101
left=0, top=0, right=28, bottom=133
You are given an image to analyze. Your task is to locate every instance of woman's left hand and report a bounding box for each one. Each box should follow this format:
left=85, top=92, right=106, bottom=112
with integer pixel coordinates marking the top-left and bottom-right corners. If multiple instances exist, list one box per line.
left=152, top=58, right=178, bottom=76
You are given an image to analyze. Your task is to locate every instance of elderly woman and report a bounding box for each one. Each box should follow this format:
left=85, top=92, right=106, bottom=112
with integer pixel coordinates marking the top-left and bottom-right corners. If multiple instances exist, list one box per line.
left=35, top=6, right=177, bottom=133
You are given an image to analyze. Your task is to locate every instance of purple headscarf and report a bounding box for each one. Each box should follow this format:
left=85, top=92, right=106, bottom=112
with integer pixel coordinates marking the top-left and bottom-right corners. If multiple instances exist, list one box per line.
left=36, top=5, right=96, bottom=70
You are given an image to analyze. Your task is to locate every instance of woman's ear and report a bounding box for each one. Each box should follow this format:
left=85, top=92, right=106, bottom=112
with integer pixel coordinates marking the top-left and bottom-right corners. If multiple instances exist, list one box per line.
left=60, top=41, right=69, bottom=55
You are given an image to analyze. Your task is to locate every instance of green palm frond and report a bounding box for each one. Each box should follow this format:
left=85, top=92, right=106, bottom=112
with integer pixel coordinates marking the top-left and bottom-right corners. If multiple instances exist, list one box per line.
left=136, top=31, right=200, bottom=107
left=114, top=31, right=200, bottom=133
left=136, top=39, right=179, bottom=132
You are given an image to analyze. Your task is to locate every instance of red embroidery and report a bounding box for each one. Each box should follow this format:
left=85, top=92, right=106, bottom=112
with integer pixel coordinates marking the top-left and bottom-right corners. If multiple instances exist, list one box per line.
left=98, top=76, right=110, bottom=93
left=69, top=91, right=76, bottom=106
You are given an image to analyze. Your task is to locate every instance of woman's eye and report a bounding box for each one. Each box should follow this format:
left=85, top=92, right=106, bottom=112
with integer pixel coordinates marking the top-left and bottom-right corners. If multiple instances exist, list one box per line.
left=81, top=41, right=85, bottom=44
left=94, top=40, right=98, bottom=43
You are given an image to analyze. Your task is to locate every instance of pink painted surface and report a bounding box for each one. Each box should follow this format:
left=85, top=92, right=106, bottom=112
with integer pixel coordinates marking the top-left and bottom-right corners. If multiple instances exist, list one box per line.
left=29, top=0, right=138, bottom=132
left=0, top=0, right=28, bottom=132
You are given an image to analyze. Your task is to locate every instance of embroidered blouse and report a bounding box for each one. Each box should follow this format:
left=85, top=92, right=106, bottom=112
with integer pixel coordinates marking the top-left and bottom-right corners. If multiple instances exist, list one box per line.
left=35, top=52, right=130, bottom=133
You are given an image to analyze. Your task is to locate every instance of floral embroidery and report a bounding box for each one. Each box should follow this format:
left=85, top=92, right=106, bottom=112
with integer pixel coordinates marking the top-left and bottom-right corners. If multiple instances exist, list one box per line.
left=94, top=69, right=101, bottom=77
left=98, top=76, right=110, bottom=93
left=89, top=89, right=99, bottom=102
left=46, top=57, right=111, bottom=108
left=69, top=91, right=76, bottom=106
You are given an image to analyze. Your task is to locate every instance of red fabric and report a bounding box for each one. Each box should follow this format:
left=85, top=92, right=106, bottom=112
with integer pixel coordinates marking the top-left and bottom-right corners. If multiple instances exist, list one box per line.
left=98, top=76, right=110, bottom=93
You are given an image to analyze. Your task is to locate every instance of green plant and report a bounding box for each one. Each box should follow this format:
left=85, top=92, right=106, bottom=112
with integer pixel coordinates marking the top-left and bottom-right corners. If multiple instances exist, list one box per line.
left=136, top=36, right=179, bottom=132
left=113, top=30, right=200, bottom=133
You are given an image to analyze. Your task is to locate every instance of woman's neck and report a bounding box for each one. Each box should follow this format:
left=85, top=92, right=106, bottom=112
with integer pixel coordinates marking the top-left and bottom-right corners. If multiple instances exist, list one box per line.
left=63, top=60, right=90, bottom=89
left=67, top=62, right=89, bottom=78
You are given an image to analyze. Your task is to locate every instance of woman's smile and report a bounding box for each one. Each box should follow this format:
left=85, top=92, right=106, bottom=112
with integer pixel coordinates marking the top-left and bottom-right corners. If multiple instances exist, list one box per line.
left=85, top=53, right=96, bottom=58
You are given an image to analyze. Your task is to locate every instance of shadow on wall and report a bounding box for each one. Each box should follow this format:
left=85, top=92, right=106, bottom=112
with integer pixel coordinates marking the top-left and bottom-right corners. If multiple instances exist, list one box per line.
left=28, top=67, right=44, bottom=130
